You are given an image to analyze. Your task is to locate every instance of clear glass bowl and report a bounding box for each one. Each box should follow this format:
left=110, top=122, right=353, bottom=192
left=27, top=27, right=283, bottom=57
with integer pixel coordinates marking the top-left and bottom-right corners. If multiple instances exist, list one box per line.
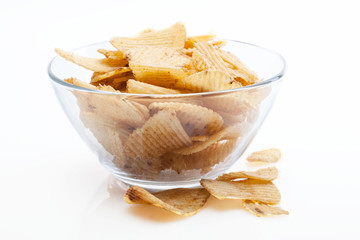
left=48, top=40, right=285, bottom=189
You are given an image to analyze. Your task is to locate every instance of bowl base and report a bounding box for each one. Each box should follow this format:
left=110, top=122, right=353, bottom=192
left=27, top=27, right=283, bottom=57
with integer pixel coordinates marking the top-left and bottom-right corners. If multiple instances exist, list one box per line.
left=114, top=175, right=202, bottom=191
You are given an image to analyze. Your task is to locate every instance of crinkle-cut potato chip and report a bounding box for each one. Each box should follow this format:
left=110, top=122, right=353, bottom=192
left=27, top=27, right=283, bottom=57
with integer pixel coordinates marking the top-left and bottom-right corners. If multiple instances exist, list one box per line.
left=185, top=49, right=211, bottom=72
left=246, top=86, right=272, bottom=106
left=217, top=49, right=259, bottom=86
left=124, top=186, right=210, bottom=216
left=216, top=167, right=279, bottom=182
left=129, top=62, right=191, bottom=88
left=211, top=40, right=227, bottom=48
left=175, top=71, right=241, bottom=93
left=184, top=34, right=216, bottom=48
left=149, top=102, right=224, bottom=136
left=200, top=179, right=281, bottom=204
left=90, top=67, right=132, bottom=84
left=125, top=46, right=191, bottom=68
left=80, top=111, right=134, bottom=142
left=73, top=89, right=149, bottom=128
left=65, top=78, right=118, bottom=92
left=111, top=22, right=186, bottom=51
left=55, top=48, right=123, bottom=72
left=97, top=48, right=126, bottom=60
left=161, top=139, right=237, bottom=174
left=172, top=124, right=241, bottom=155
left=203, top=90, right=258, bottom=116
left=91, top=72, right=134, bottom=90
left=247, top=148, right=282, bottom=163
left=191, top=41, right=235, bottom=78
left=79, top=111, right=127, bottom=159
left=126, top=79, right=182, bottom=94
left=242, top=200, right=289, bottom=217
left=124, top=110, right=192, bottom=160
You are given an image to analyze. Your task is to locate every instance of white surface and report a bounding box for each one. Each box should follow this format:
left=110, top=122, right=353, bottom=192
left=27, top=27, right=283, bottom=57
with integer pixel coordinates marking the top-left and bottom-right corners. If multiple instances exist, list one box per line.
left=1, top=0, right=360, bottom=239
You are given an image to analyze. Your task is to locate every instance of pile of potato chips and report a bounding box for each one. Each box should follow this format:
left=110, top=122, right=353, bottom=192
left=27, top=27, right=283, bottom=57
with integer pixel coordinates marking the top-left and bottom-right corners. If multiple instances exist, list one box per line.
left=125, top=148, right=288, bottom=217
left=56, top=23, right=271, bottom=179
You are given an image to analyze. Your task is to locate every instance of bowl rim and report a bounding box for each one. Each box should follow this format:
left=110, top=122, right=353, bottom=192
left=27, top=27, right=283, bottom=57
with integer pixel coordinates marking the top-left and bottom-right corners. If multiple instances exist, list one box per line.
left=48, top=39, right=286, bottom=97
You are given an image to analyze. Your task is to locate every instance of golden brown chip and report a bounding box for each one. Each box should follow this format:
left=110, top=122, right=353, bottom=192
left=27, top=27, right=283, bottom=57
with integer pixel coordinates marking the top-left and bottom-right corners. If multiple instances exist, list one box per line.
left=90, top=67, right=132, bottom=84
left=200, top=179, right=281, bottom=204
left=125, top=46, right=191, bottom=68
left=202, top=91, right=258, bottom=117
left=71, top=86, right=149, bottom=128
left=161, top=139, right=237, bottom=174
left=216, top=167, right=279, bottom=181
left=65, top=77, right=97, bottom=90
left=91, top=71, right=133, bottom=90
left=149, top=102, right=224, bottom=136
left=111, top=22, right=186, bottom=51
left=217, top=49, right=259, bottom=85
left=247, top=148, right=282, bottom=163
left=242, top=200, right=289, bottom=217
left=211, top=40, right=227, bottom=48
left=126, top=79, right=182, bottom=94
left=175, top=71, right=241, bottom=93
left=55, top=48, right=122, bottom=72
left=65, top=78, right=118, bottom=92
left=172, top=124, right=241, bottom=155
left=129, top=62, right=191, bottom=88
left=79, top=111, right=128, bottom=159
left=124, top=110, right=192, bottom=160
left=124, top=186, right=210, bottom=216
left=191, top=41, right=235, bottom=78
left=184, top=34, right=216, bottom=48
left=97, top=48, right=126, bottom=60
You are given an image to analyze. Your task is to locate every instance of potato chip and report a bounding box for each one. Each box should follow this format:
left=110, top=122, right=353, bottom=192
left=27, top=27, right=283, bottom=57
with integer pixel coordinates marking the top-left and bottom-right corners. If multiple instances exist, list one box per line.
left=124, top=186, right=210, bottom=216
left=216, top=167, right=279, bottom=181
left=203, top=91, right=258, bottom=117
left=79, top=111, right=127, bottom=159
left=126, top=79, right=182, bottom=94
left=124, top=110, right=192, bottom=160
left=200, top=179, right=281, bottom=204
left=149, top=102, right=224, bottom=136
left=217, top=49, right=259, bottom=85
left=65, top=77, right=118, bottom=92
left=55, top=48, right=122, bottom=72
left=247, top=148, right=282, bottom=163
left=125, top=46, right=191, bottom=68
left=242, top=200, right=289, bottom=217
left=72, top=89, right=149, bottom=128
left=192, top=41, right=235, bottom=78
left=90, top=67, right=132, bottom=84
left=129, top=62, right=191, bottom=88
left=111, top=22, right=186, bottom=51
left=172, top=124, right=240, bottom=155
left=92, top=72, right=133, bottom=90
left=97, top=48, right=126, bottom=60
left=211, top=40, right=227, bottom=48
left=184, top=34, right=216, bottom=48
left=161, top=139, right=237, bottom=174
left=175, top=71, right=241, bottom=93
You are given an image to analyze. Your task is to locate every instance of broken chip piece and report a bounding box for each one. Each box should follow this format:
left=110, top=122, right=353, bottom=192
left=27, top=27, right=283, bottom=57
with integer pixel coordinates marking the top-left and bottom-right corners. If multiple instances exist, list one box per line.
left=200, top=179, right=281, bottom=204
left=216, top=167, right=279, bottom=181
left=242, top=200, right=289, bottom=217
left=124, top=186, right=210, bottom=216
left=247, top=148, right=282, bottom=163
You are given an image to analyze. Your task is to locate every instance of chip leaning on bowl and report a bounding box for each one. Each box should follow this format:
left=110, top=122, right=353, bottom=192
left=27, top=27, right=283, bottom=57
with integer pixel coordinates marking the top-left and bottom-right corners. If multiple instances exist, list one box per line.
left=49, top=22, right=285, bottom=188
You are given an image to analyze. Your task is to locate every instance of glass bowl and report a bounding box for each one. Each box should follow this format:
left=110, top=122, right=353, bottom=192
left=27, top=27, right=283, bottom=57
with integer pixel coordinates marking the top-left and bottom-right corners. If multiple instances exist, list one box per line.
left=48, top=40, right=285, bottom=189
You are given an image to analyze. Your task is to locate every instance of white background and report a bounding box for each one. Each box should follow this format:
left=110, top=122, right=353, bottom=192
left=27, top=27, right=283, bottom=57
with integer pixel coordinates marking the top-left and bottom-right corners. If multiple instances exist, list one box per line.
left=1, top=0, right=359, bottom=239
